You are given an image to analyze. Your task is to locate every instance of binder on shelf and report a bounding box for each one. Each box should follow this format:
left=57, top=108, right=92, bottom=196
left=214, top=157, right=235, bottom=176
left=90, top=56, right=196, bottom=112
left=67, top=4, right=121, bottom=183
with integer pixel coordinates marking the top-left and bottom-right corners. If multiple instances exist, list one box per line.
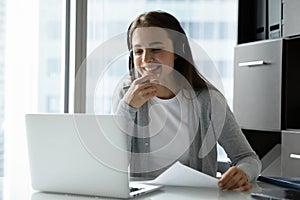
left=268, top=0, right=282, bottom=39
left=255, top=0, right=267, bottom=40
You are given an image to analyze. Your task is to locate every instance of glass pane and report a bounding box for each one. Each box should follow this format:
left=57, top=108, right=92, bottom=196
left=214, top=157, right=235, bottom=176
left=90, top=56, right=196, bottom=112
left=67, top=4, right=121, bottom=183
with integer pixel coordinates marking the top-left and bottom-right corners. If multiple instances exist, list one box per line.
left=38, top=0, right=65, bottom=113
left=2, top=0, right=66, bottom=195
left=86, top=0, right=237, bottom=114
left=0, top=0, right=6, bottom=177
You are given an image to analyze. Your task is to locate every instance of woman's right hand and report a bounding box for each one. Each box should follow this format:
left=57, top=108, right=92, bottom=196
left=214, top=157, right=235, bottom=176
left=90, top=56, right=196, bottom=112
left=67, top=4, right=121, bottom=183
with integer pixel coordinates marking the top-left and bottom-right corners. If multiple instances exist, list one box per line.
left=123, top=74, right=158, bottom=109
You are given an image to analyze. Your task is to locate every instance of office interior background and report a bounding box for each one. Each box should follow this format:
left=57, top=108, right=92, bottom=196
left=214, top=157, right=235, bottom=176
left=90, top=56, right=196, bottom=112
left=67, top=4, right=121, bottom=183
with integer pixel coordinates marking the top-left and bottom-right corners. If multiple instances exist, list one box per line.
left=0, top=0, right=237, bottom=178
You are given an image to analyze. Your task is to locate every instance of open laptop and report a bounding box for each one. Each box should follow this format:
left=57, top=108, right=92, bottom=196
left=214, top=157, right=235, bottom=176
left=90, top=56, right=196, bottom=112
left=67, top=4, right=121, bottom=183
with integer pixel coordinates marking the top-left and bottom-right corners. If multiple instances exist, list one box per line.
left=25, top=114, right=162, bottom=198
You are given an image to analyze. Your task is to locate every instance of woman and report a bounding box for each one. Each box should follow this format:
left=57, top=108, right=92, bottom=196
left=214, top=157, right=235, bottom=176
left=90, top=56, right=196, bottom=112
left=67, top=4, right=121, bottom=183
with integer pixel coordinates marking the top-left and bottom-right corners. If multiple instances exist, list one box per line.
left=113, top=11, right=261, bottom=191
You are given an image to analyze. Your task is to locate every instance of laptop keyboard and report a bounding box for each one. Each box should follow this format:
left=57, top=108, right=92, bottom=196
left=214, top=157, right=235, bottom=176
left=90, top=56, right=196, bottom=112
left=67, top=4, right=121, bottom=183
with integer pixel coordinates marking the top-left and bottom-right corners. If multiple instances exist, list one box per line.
left=130, top=187, right=143, bottom=192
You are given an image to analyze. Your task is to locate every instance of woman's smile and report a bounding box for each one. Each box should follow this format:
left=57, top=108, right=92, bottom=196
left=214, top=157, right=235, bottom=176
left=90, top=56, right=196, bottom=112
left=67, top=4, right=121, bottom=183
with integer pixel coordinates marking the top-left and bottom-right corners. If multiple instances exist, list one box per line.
left=141, top=63, right=162, bottom=75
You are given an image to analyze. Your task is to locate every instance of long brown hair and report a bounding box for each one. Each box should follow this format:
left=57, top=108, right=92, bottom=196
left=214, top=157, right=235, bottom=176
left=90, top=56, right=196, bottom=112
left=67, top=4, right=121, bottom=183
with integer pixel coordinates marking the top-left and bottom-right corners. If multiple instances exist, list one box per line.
left=127, top=11, right=208, bottom=89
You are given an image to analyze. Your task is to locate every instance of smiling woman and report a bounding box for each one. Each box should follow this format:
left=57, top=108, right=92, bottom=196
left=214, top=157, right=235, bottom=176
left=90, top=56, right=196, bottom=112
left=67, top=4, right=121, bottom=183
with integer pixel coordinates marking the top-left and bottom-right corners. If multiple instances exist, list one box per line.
left=85, top=0, right=240, bottom=187
left=112, top=11, right=261, bottom=192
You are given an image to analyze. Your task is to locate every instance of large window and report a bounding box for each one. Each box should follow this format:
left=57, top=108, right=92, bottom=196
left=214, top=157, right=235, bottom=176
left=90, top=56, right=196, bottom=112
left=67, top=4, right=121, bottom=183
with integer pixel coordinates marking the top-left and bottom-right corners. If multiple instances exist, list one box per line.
left=1, top=1, right=68, bottom=197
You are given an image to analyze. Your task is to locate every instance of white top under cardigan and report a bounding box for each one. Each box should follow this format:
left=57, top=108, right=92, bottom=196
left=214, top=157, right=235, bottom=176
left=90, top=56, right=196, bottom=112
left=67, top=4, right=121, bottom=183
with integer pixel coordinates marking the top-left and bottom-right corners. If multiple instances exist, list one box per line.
left=147, top=90, right=193, bottom=172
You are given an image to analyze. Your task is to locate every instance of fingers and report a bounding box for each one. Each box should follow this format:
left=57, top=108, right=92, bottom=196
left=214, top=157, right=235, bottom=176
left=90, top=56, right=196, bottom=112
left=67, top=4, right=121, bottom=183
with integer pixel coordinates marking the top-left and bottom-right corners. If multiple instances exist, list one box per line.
left=138, top=85, right=157, bottom=98
left=136, top=81, right=158, bottom=92
left=123, top=75, right=158, bottom=109
left=131, top=74, right=159, bottom=93
left=218, top=167, right=238, bottom=188
left=131, top=78, right=158, bottom=98
left=218, top=166, right=251, bottom=191
left=134, top=74, right=159, bottom=85
left=239, top=182, right=252, bottom=191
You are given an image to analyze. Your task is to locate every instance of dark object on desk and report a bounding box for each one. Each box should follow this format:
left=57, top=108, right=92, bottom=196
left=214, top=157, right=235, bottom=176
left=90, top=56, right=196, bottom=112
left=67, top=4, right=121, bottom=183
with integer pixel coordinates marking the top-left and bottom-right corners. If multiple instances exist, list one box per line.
left=258, top=176, right=300, bottom=191
left=251, top=188, right=300, bottom=200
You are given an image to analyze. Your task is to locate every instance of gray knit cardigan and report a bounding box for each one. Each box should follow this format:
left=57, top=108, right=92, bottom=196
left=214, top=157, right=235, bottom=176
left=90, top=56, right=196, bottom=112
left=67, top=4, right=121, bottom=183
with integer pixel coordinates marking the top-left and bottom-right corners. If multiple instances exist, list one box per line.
left=112, top=78, right=261, bottom=182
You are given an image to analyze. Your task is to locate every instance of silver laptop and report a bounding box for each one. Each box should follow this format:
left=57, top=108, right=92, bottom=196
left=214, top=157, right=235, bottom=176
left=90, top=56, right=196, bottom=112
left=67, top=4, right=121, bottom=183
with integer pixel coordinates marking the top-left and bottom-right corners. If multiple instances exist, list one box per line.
left=25, top=114, right=162, bottom=198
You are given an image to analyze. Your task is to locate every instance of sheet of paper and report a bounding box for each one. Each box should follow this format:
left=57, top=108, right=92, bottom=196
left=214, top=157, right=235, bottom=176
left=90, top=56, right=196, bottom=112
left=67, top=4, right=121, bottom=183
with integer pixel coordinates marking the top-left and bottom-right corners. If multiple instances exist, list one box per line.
left=147, top=161, right=218, bottom=188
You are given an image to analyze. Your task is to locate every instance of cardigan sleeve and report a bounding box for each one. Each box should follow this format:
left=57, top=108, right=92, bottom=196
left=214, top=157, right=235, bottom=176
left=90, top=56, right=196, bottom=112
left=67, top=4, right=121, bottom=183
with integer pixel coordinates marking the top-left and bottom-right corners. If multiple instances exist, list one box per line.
left=111, top=77, right=138, bottom=120
left=202, top=88, right=262, bottom=182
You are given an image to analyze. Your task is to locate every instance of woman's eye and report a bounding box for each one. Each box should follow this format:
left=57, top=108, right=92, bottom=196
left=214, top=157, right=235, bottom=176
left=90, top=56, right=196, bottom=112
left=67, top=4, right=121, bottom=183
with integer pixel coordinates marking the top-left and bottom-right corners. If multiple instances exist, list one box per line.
left=151, top=48, right=162, bottom=52
left=134, top=49, right=143, bottom=55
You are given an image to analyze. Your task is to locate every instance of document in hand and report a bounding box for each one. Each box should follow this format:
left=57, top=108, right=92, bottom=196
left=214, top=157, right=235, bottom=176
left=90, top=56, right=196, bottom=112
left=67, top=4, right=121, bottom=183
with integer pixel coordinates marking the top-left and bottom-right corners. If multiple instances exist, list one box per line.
left=147, top=161, right=218, bottom=188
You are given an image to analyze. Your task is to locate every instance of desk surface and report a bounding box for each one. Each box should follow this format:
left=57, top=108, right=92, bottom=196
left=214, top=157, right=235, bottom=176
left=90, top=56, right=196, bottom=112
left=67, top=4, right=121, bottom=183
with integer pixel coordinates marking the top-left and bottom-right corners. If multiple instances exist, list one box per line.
left=1, top=177, right=279, bottom=200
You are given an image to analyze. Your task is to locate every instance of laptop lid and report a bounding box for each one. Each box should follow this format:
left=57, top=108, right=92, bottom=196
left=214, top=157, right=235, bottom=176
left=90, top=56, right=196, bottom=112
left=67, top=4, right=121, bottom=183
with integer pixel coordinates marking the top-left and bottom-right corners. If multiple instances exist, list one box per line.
left=26, top=114, right=134, bottom=198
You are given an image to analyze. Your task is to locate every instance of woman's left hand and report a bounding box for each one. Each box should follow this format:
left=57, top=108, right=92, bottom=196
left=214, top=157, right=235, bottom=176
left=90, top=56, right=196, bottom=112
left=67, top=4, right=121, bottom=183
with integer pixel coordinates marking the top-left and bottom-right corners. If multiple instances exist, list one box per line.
left=218, top=166, right=252, bottom=191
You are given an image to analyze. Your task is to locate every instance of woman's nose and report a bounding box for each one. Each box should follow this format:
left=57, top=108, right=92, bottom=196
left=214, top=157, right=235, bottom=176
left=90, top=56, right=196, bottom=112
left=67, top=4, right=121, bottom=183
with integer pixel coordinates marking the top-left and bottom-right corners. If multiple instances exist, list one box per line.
left=142, top=50, right=154, bottom=63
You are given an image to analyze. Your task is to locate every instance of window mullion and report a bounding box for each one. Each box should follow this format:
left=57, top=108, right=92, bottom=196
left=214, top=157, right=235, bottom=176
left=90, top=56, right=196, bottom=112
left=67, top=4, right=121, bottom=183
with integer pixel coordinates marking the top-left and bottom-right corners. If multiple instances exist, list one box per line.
left=73, top=0, right=87, bottom=113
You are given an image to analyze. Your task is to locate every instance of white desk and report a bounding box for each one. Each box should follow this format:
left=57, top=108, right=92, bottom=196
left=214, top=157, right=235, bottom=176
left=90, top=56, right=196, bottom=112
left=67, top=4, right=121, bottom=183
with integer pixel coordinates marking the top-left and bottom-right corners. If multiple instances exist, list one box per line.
left=31, top=187, right=257, bottom=200
left=0, top=177, right=279, bottom=200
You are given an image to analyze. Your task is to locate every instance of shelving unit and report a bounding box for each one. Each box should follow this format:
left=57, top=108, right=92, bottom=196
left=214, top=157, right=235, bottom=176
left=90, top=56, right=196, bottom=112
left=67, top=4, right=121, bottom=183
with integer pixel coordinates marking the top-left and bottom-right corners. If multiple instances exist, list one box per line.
left=234, top=0, right=300, bottom=176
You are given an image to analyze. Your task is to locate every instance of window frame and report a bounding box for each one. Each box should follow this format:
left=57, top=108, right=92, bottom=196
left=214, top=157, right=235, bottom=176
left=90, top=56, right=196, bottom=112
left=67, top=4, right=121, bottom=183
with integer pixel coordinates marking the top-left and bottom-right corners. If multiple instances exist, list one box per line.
left=73, top=0, right=87, bottom=113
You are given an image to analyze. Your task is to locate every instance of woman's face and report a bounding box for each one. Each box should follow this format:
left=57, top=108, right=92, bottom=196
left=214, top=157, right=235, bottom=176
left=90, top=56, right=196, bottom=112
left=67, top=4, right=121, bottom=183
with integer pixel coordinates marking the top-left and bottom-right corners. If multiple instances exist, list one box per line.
left=131, top=27, right=175, bottom=79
